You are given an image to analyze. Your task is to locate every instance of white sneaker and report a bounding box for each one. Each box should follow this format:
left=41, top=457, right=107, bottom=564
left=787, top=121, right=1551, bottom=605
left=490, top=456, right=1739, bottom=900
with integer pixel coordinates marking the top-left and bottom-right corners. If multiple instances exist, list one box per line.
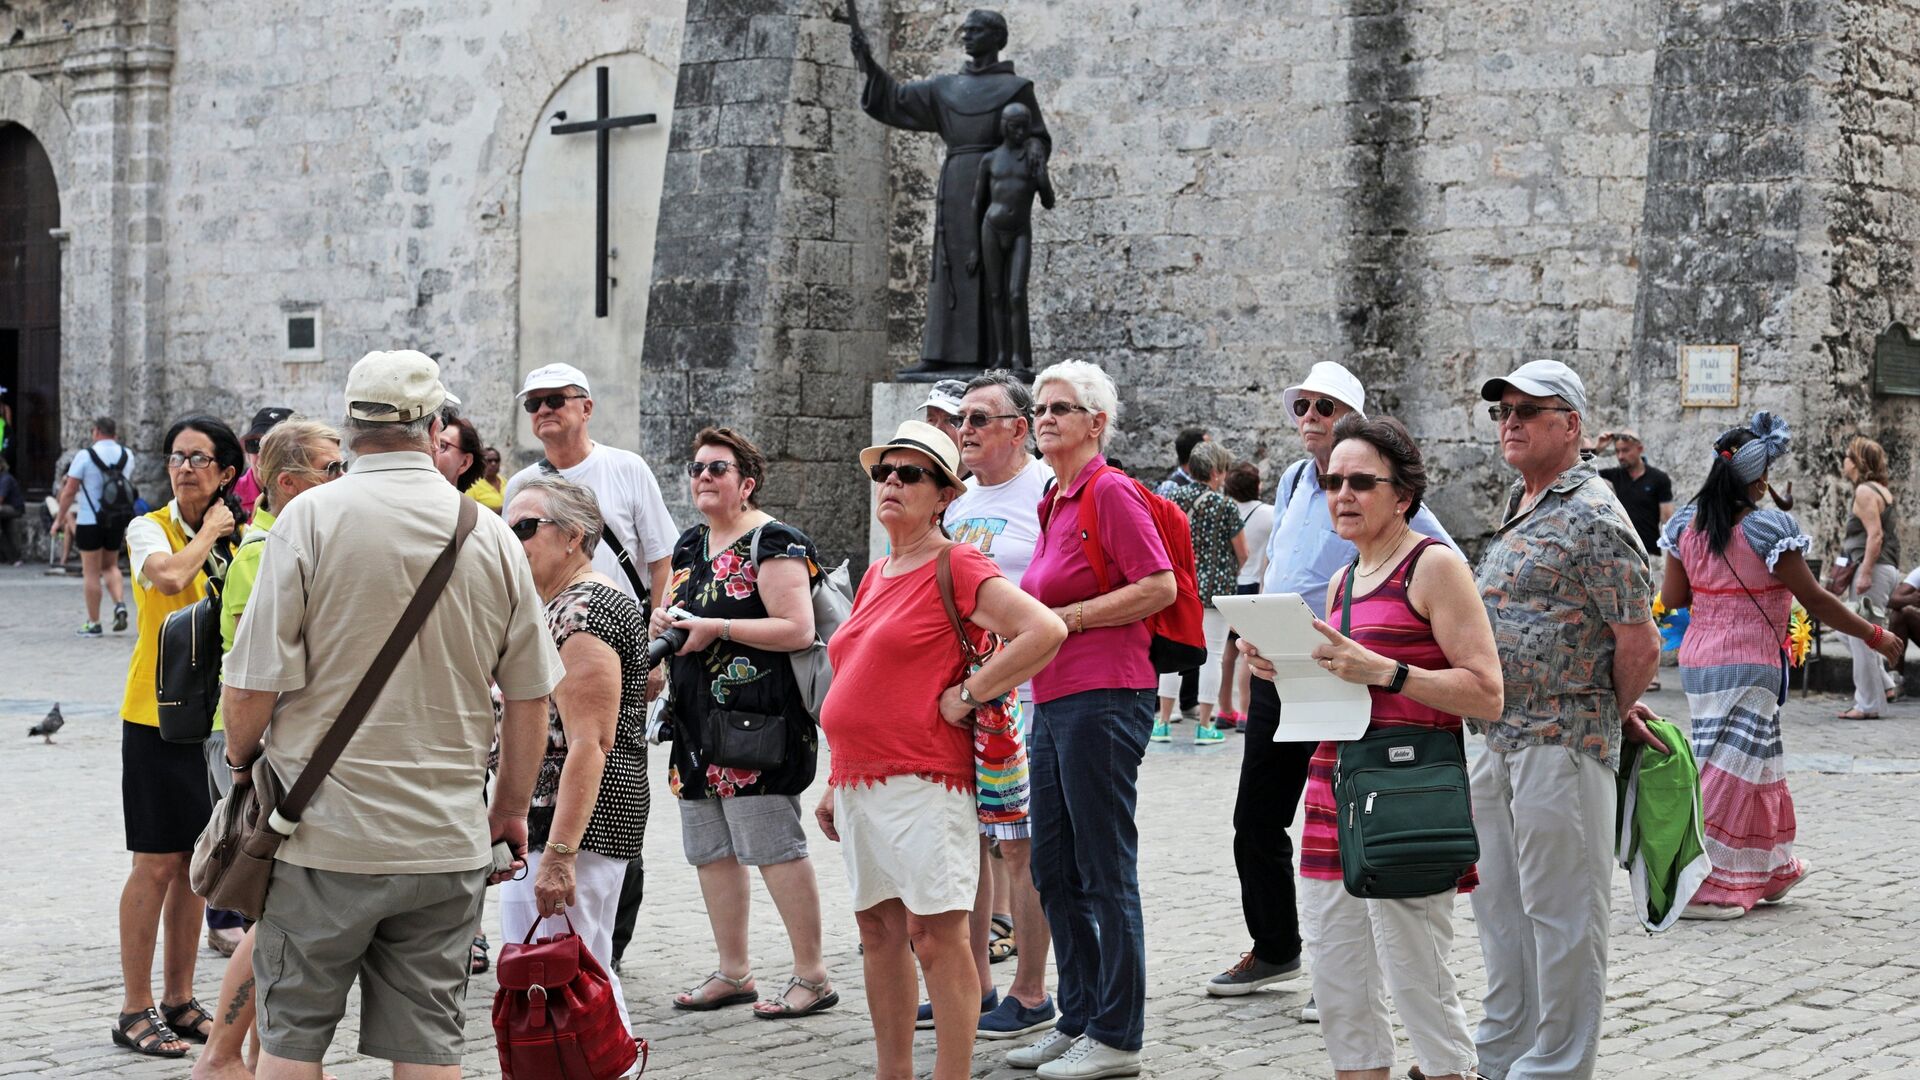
left=1037, top=1035, right=1141, bottom=1079
left=1007, top=1029, right=1076, bottom=1070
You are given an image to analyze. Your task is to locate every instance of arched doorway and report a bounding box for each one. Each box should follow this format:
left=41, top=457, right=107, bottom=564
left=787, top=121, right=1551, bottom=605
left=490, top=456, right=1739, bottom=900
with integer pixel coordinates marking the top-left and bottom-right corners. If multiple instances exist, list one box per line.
left=0, top=122, right=61, bottom=499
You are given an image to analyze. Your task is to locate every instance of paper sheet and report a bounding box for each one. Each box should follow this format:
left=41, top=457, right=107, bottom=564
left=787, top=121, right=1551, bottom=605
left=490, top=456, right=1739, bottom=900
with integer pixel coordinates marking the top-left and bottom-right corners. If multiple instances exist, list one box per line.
left=1215, top=593, right=1373, bottom=742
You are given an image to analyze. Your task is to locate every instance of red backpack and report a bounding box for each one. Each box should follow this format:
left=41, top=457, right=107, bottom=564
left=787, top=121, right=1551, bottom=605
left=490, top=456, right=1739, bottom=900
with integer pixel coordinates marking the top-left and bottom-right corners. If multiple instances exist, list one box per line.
left=1048, top=465, right=1208, bottom=673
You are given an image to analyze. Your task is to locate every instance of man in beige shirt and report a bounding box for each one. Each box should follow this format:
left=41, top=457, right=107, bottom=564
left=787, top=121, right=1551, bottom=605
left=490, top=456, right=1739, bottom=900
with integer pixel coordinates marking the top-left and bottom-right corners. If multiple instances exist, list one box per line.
left=221, top=350, right=563, bottom=1079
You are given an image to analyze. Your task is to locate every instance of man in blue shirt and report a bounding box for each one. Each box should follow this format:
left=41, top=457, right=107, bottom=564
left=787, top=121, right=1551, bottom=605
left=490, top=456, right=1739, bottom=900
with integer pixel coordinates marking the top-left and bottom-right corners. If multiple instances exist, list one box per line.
left=1205, top=363, right=1454, bottom=1008
left=52, top=416, right=134, bottom=635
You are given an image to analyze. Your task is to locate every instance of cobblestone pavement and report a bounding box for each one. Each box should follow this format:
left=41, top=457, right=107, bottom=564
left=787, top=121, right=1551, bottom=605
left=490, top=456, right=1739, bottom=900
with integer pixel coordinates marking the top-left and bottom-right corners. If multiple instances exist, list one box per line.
left=3, top=564, right=1919, bottom=1078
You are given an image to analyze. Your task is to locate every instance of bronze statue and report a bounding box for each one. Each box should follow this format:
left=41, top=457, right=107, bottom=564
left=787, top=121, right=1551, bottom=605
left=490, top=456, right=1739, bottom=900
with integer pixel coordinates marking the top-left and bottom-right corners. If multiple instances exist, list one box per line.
left=969, top=103, right=1053, bottom=373
left=851, top=7, right=1053, bottom=379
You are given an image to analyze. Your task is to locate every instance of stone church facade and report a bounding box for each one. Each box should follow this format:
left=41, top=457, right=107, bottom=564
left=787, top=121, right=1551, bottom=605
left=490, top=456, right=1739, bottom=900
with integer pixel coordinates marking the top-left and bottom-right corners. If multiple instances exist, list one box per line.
left=4, top=0, right=1920, bottom=567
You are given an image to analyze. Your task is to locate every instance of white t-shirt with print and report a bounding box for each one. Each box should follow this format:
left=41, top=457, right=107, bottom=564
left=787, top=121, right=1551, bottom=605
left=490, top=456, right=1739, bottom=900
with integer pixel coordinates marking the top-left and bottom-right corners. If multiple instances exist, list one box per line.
left=504, top=442, right=677, bottom=607
left=945, top=456, right=1047, bottom=588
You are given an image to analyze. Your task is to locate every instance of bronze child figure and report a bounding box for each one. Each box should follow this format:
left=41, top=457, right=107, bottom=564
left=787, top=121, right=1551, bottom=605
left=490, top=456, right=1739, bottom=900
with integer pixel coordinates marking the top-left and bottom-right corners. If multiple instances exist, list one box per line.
left=968, top=102, right=1054, bottom=374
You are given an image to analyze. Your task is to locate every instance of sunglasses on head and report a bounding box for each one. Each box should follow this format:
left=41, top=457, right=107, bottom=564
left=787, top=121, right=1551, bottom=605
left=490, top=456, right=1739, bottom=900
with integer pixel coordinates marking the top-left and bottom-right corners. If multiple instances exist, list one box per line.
left=869, top=462, right=941, bottom=486
left=1292, top=397, right=1338, bottom=418
left=1319, top=471, right=1396, bottom=493
left=522, top=392, right=586, bottom=414
left=1035, top=402, right=1090, bottom=418
left=685, top=460, right=738, bottom=478
left=509, top=517, right=556, bottom=541
left=1487, top=402, right=1575, bottom=423
left=961, top=411, right=1022, bottom=429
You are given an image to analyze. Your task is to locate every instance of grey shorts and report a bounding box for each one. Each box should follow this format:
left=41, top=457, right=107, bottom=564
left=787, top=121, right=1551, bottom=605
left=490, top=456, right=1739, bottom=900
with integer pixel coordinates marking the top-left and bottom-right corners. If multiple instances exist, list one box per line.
left=253, top=862, right=486, bottom=1065
left=203, top=731, right=233, bottom=801
left=678, top=794, right=809, bottom=867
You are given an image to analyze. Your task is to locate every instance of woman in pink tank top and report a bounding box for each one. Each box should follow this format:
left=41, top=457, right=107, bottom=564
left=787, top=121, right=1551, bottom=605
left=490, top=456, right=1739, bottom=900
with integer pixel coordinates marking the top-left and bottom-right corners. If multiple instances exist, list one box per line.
left=1241, top=416, right=1503, bottom=1080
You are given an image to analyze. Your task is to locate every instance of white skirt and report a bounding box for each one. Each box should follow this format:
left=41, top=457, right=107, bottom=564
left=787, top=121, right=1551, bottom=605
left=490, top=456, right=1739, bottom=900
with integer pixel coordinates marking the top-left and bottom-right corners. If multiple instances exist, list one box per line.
left=835, top=775, right=979, bottom=916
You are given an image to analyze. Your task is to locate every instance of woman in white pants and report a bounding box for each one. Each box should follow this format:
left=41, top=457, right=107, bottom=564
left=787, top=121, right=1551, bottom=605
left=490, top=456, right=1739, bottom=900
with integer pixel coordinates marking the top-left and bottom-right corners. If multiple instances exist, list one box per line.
left=1242, top=416, right=1503, bottom=1080
left=1836, top=437, right=1902, bottom=718
left=503, top=476, right=652, bottom=1032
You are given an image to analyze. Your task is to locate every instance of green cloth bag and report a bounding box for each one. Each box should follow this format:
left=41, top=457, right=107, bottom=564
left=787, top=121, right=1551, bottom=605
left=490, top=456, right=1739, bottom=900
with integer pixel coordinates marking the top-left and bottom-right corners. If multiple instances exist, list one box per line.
left=1614, top=715, right=1710, bottom=932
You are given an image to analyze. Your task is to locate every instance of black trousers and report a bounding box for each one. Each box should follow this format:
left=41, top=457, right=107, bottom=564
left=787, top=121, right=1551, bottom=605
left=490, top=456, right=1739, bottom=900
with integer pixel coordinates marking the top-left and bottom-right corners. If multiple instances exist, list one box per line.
left=610, top=857, right=645, bottom=963
left=1178, top=667, right=1199, bottom=710
left=1233, top=677, right=1317, bottom=965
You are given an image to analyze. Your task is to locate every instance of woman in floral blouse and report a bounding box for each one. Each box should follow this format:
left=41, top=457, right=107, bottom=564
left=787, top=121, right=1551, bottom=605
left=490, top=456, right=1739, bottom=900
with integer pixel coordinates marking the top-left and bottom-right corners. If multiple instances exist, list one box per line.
left=650, top=427, right=839, bottom=1019
left=1153, top=440, right=1246, bottom=744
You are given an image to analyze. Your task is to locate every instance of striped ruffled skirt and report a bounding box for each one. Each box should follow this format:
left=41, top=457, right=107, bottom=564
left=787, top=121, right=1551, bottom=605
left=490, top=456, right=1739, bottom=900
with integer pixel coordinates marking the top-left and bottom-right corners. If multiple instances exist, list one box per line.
left=1682, top=660, right=1807, bottom=909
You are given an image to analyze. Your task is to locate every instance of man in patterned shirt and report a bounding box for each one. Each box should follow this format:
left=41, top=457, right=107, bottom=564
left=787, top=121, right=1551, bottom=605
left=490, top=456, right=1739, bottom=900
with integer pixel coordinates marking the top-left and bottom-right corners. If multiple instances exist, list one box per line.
left=1471, top=360, right=1664, bottom=1080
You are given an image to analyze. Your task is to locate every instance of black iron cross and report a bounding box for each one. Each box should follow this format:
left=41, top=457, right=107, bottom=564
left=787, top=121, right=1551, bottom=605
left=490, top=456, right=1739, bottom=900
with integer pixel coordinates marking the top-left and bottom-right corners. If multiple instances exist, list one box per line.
left=550, top=66, right=657, bottom=318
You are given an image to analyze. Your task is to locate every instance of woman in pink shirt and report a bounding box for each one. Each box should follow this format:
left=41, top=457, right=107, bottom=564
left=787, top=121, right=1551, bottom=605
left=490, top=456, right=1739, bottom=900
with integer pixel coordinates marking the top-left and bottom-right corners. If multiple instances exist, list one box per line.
left=816, top=421, right=1065, bottom=1080
left=1007, top=360, right=1176, bottom=1079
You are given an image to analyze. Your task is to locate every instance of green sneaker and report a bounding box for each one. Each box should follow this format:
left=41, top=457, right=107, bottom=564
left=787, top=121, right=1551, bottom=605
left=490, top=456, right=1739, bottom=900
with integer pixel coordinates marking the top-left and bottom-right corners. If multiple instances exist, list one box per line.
left=1195, top=722, right=1227, bottom=745
left=1150, top=719, right=1172, bottom=743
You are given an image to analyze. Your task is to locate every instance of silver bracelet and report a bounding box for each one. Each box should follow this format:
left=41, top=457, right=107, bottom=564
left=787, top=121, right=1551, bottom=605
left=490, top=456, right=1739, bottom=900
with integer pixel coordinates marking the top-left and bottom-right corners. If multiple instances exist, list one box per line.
left=720, top=619, right=732, bottom=643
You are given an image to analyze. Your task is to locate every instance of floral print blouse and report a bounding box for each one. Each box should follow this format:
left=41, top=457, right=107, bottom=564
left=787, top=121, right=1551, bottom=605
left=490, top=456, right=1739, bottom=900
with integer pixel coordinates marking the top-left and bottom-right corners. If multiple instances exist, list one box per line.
left=662, top=520, right=823, bottom=799
left=1166, top=483, right=1244, bottom=606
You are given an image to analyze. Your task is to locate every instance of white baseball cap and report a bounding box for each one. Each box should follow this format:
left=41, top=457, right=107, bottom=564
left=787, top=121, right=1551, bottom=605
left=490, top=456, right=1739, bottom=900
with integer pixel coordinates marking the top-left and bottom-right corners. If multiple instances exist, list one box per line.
left=1282, top=361, right=1366, bottom=418
left=920, top=379, right=968, bottom=418
left=519, top=363, right=592, bottom=398
left=1480, top=359, right=1588, bottom=416
left=344, top=350, right=459, bottom=423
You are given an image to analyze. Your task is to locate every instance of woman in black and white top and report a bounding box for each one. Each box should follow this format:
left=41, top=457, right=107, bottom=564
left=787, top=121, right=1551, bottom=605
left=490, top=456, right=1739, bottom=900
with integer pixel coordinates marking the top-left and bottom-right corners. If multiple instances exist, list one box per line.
left=503, top=474, right=651, bottom=1034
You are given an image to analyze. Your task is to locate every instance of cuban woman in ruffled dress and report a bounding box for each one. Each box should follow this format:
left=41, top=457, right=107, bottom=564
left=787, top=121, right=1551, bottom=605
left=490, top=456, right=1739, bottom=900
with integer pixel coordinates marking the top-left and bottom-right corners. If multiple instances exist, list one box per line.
left=1652, top=412, right=1904, bottom=918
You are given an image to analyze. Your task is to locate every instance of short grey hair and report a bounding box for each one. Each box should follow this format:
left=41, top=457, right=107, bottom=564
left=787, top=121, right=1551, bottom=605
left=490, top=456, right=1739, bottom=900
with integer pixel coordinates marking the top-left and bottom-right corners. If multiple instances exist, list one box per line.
left=344, top=409, right=435, bottom=451
left=965, top=370, right=1034, bottom=418
left=1032, top=360, right=1121, bottom=450
left=1186, top=441, right=1233, bottom=483
left=517, top=474, right=604, bottom=558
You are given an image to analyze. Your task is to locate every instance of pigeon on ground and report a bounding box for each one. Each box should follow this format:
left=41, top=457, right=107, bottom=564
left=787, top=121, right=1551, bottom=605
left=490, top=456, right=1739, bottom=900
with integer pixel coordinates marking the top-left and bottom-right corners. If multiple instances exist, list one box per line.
left=28, top=704, right=63, bottom=744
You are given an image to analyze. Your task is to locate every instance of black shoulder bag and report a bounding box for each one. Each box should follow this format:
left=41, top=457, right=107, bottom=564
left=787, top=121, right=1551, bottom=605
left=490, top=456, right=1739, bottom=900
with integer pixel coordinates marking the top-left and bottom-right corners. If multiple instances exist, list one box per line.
left=157, top=531, right=237, bottom=745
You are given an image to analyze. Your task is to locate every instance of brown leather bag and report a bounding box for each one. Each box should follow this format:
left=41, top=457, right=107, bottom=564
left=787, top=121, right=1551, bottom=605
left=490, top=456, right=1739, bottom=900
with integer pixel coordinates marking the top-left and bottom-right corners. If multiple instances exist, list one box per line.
left=190, top=498, right=478, bottom=919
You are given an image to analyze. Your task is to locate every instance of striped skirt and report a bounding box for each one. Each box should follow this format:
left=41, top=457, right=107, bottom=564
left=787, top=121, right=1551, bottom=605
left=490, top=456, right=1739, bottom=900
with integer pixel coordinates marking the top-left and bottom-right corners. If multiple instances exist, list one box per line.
left=1682, top=660, right=1806, bottom=910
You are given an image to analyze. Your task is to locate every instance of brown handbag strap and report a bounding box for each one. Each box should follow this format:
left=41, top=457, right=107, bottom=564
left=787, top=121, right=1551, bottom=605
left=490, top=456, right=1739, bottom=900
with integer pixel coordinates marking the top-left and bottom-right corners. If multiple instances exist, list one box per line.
left=934, top=544, right=985, bottom=666
left=278, top=497, right=479, bottom=824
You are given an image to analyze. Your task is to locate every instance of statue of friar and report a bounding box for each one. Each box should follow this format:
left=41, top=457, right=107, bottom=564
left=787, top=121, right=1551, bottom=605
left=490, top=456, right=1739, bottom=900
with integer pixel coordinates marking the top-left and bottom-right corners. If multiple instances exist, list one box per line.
left=851, top=7, right=1052, bottom=379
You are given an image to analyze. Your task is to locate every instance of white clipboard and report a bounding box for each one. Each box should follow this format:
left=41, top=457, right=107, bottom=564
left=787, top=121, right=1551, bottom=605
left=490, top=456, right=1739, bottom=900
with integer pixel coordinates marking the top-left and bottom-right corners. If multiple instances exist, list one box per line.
left=1215, top=593, right=1372, bottom=742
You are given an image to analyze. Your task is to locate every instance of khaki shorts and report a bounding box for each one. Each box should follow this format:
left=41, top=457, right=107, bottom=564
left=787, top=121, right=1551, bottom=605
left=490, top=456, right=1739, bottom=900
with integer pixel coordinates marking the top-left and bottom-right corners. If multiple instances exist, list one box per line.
left=254, top=862, right=487, bottom=1065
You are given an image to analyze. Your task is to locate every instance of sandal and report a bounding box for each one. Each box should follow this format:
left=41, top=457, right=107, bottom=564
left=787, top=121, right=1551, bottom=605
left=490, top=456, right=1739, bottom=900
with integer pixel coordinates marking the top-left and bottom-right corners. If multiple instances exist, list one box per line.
left=471, top=934, right=490, bottom=975
left=673, top=970, right=758, bottom=1011
left=112, top=1007, right=187, bottom=1058
left=753, top=974, right=840, bottom=1019
left=160, top=998, right=214, bottom=1043
left=1836, top=709, right=1881, bottom=720
left=988, top=914, right=1016, bottom=964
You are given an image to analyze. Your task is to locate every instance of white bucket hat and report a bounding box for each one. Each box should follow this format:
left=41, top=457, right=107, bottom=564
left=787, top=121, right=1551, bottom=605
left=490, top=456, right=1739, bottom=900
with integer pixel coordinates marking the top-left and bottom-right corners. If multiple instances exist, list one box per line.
left=1282, top=361, right=1366, bottom=418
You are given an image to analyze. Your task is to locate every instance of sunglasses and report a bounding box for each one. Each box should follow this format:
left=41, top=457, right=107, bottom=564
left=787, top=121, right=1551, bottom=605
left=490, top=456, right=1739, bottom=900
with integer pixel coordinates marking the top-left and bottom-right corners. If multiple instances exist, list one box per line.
left=319, top=459, right=348, bottom=479
left=1035, top=402, right=1091, bottom=418
left=522, top=392, right=587, bottom=414
left=509, top=517, right=557, bottom=541
left=960, top=411, right=1022, bottom=429
left=1319, top=471, right=1397, bottom=493
left=1487, top=402, right=1576, bottom=423
left=243, top=438, right=263, bottom=454
left=685, top=460, right=738, bottom=478
left=1292, top=397, right=1338, bottom=418
left=869, top=462, right=941, bottom=486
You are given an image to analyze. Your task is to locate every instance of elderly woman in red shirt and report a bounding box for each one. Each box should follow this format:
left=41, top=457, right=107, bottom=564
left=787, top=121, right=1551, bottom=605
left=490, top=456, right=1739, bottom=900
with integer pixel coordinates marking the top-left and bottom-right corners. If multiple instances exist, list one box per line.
left=816, top=420, right=1065, bottom=1080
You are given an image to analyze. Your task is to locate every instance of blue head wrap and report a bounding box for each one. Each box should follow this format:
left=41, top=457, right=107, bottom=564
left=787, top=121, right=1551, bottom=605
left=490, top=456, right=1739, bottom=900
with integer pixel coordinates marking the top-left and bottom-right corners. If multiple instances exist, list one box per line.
left=1727, top=411, right=1790, bottom=483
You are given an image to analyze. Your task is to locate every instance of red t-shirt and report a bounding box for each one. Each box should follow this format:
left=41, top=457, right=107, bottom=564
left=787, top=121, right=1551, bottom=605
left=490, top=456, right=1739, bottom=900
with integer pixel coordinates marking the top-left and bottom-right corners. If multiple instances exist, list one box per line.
left=820, top=543, right=1000, bottom=790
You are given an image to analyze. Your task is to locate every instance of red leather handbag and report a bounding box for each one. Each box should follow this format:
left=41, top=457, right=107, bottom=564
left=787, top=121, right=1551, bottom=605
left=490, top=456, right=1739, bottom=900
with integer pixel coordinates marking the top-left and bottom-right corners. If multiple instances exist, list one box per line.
left=492, top=915, right=644, bottom=1080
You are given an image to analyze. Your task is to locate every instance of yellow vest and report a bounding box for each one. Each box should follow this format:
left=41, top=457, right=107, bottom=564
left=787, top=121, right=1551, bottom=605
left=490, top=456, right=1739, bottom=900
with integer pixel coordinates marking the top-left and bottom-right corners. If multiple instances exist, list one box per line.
left=121, top=508, right=211, bottom=727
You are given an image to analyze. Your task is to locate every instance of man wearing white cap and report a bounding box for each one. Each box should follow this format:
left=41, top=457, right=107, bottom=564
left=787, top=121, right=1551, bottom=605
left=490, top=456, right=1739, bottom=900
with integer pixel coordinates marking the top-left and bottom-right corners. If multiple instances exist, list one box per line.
left=503, top=362, right=677, bottom=608
left=1208, top=361, right=1455, bottom=1004
left=220, top=349, right=564, bottom=1076
left=1472, top=359, right=1662, bottom=1080
left=921, top=378, right=971, bottom=453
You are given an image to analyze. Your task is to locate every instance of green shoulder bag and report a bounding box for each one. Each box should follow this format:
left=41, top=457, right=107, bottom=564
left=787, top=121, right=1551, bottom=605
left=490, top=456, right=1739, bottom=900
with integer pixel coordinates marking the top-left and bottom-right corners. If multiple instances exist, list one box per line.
left=1332, top=556, right=1480, bottom=899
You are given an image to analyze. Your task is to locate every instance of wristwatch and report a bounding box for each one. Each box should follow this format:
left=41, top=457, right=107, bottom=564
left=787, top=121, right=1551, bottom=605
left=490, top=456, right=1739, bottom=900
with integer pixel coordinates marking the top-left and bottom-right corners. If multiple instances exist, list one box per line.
left=546, top=840, right=580, bottom=855
left=1383, top=661, right=1410, bottom=695
left=958, top=682, right=982, bottom=708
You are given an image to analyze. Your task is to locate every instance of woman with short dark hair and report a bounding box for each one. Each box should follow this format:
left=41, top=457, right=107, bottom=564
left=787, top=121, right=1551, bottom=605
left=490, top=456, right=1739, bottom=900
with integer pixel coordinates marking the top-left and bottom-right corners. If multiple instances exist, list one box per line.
left=433, top=410, right=486, bottom=491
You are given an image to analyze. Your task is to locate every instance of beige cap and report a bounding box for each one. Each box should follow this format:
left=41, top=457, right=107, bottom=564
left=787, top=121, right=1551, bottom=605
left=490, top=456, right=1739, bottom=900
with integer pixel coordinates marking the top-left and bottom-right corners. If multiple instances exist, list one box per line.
left=345, top=350, right=460, bottom=422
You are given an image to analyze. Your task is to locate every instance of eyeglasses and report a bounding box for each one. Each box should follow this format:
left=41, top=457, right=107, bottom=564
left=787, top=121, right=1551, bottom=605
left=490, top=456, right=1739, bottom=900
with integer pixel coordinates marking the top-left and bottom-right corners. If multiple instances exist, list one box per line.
left=1487, top=402, right=1576, bottom=423
left=685, top=460, right=738, bottom=478
left=961, top=411, right=1022, bottom=429
left=1292, top=397, right=1338, bottom=418
left=869, top=462, right=940, bottom=485
left=1318, top=471, right=1397, bottom=493
left=509, top=517, right=557, bottom=541
left=522, top=392, right=587, bottom=414
left=1036, top=402, right=1091, bottom=418
left=167, top=452, right=218, bottom=471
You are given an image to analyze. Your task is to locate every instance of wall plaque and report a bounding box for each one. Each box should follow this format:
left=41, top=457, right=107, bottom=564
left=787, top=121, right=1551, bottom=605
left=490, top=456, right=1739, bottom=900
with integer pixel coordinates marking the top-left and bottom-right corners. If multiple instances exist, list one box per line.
left=1873, top=323, right=1920, bottom=397
left=1680, top=344, right=1739, bottom=407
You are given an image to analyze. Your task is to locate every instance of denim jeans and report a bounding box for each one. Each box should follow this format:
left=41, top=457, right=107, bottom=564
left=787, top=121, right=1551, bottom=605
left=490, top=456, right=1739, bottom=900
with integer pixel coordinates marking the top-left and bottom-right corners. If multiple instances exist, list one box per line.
left=1029, top=687, right=1155, bottom=1051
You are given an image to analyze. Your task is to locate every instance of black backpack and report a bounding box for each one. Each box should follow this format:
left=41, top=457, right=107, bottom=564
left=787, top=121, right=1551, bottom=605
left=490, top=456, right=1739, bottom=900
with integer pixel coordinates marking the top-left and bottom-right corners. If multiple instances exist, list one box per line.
left=87, top=447, right=139, bottom=533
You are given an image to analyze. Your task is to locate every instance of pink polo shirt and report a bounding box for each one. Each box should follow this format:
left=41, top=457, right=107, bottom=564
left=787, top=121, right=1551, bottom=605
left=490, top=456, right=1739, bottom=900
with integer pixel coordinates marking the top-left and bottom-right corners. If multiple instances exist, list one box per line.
left=1023, top=456, right=1173, bottom=704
